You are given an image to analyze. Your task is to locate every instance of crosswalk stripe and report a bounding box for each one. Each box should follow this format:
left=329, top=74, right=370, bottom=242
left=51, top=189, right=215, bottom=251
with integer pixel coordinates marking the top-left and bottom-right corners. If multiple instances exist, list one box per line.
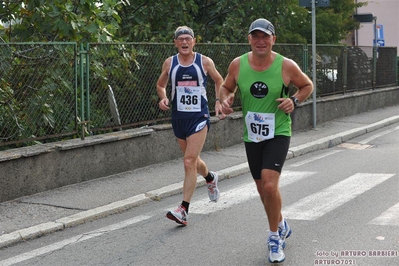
left=282, top=173, right=395, bottom=220
left=369, top=202, right=399, bottom=226
left=289, top=150, right=342, bottom=167
left=190, top=171, right=316, bottom=214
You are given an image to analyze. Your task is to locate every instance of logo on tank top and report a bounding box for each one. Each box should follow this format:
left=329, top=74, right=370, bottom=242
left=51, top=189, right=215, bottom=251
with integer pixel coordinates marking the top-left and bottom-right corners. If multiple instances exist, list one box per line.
left=250, top=81, right=268, bottom=98
left=178, top=81, right=197, bottom=86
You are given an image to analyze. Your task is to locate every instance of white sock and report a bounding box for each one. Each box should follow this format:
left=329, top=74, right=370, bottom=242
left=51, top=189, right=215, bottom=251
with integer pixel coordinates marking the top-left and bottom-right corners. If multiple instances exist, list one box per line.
left=268, top=231, right=279, bottom=238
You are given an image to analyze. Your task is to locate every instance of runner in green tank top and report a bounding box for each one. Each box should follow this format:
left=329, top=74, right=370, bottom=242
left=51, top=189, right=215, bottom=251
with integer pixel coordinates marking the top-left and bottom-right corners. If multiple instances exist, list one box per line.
left=238, top=52, right=292, bottom=142
left=219, top=18, right=313, bottom=263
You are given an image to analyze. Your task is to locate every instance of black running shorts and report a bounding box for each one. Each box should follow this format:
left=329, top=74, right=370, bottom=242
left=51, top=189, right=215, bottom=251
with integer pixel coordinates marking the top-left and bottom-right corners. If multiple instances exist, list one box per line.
left=244, top=136, right=291, bottom=179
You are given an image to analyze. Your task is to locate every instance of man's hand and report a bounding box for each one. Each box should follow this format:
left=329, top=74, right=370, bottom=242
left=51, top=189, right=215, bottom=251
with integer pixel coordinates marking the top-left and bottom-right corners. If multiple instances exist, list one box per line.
left=276, top=98, right=294, bottom=114
left=220, top=95, right=235, bottom=118
left=215, top=100, right=226, bottom=119
left=158, top=98, right=170, bottom=111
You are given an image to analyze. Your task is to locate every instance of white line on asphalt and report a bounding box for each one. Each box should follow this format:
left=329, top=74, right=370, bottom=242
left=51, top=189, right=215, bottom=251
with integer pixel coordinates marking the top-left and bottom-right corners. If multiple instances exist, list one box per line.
left=369, top=202, right=399, bottom=226
left=282, top=173, right=395, bottom=220
left=359, top=125, right=399, bottom=144
left=0, top=170, right=315, bottom=265
left=190, top=171, right=316, bottom=214
left=0, top=215, right=152, bottom=266
left=289, top=150, right=342, bottom=167
left=2, top=171, right=395, bottom=265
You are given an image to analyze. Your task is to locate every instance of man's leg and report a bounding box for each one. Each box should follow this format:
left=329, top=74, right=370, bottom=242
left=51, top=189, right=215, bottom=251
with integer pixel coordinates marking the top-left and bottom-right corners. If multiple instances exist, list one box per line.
left=255, top=169, right=286, bottom=263
left=196, top=155, right=208, bottom=178
left=255, top=169, right=282, bottom=232
left=166, top=127, right=208, bottom=225
left=177, top=126, right=208, bottom=203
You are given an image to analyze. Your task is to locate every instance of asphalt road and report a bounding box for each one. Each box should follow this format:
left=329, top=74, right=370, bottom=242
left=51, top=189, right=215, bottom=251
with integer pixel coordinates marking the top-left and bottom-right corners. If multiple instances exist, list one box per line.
left=0, top=123, right=398, bottom=266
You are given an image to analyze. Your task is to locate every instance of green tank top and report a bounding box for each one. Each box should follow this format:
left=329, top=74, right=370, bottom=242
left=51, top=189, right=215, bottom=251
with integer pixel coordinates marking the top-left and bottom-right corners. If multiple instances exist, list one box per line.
left=237, top=52, right=291, bottom=142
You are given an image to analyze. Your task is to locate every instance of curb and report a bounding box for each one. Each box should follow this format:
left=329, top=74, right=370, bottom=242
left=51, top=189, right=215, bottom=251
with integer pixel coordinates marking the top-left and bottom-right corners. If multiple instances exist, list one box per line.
left=1, top=115, right=398, bottom=249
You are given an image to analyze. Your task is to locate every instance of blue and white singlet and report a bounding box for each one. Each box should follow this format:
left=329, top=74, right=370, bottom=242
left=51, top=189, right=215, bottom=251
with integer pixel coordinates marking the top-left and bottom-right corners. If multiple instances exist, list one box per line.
left=168, top=52, right=210, bottom=120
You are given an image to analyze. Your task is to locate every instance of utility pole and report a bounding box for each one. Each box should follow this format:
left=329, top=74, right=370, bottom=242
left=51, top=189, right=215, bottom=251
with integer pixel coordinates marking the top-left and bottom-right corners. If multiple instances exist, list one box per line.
left=311, top=0, right=316, bottom=128
left=299, top=0, right=330, bottom=128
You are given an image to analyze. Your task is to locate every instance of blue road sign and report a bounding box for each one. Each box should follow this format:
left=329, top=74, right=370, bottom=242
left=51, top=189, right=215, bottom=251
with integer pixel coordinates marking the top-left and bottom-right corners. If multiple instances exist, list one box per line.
left=374, top=39, right=385, bottom=47
left=376, top=24, right=384, bottom=39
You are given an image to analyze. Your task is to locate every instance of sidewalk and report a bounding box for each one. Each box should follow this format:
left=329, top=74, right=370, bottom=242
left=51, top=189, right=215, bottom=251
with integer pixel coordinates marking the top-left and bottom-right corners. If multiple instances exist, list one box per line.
left=1, top=105, right=398, bottom=248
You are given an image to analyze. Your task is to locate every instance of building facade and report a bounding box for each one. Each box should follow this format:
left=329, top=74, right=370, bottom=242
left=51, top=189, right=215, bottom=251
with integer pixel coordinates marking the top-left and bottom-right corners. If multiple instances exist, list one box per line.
left=350, top=0, right=399, bottom=55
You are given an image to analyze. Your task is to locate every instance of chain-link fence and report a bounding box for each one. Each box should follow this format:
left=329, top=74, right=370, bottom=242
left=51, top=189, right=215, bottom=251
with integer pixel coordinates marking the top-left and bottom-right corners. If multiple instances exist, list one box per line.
left=0, top=42, right=397, bottom=149
left=0, top=43, right=78, bottom=148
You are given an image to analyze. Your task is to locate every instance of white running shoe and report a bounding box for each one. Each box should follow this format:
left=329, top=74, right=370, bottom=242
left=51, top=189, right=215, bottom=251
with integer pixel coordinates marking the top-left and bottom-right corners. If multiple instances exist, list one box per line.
left=166, top=205, right=188, bottom=225
left=206, top=171, right=220, bottom=202
left=268, top=235, right=285, bottom=263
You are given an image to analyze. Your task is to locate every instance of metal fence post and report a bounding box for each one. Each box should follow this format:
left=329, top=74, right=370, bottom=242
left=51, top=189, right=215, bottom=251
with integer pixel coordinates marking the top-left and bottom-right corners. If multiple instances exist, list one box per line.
left=396, top=51, right=398, bottom=85
left=343, top=45, right=348, bottom=94
left=85, top=43, right=90, bottom=135
left=372, top=46, right=377, bottom=89
left=303, top=44, right=308, bottom=73
left=79, top=43, right=90, bottom=140
left=74, top=43, right=79, bottom=132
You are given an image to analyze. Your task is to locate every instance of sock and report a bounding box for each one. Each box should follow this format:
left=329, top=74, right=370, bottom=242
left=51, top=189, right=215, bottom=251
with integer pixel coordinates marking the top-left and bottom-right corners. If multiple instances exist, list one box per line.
left=204, top=171, right=214, bottom=183
left=278, top=219, right=286, bottom=230
left=268, top=231, right=279, bottom=238
left=181, top=201, right=189, bottom=213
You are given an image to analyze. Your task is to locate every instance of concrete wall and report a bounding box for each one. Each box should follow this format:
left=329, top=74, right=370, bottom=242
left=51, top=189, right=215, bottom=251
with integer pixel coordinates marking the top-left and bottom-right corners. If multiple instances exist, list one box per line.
left=1, top=86, right=398, bottom=203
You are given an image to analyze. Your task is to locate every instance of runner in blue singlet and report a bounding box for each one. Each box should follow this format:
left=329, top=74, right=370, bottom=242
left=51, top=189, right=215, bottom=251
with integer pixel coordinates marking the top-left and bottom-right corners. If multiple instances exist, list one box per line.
left=156, top=26, right=225, bottom=226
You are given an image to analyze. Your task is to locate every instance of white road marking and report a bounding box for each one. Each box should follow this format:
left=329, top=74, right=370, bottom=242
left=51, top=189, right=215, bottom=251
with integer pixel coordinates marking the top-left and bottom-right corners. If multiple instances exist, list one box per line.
left=190, top=171, right=316, bottom=214
left=359, top=125, right=399, bottom=144
left=338, top=143, right=372, bottom=149
left=290, top=150, right=342, bottom=167
left=369, top=202, right=399, bottom=226
left=282, top=173, right=395, bottom=220
left=1, top=170, right=397, bottom=265
left=0, top=171, right=314, bottom=265
left=0, top=215, right=151, bottom=266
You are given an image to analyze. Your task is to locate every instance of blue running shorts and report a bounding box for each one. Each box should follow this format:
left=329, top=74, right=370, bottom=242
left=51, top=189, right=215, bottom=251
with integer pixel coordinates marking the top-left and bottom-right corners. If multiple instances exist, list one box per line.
left=172, top=116, right=210, bottom=140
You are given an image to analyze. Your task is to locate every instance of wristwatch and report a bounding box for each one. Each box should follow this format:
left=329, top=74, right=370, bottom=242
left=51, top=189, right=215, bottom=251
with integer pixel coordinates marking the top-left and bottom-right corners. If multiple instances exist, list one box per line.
left=290, top=96, right=299, bottom=107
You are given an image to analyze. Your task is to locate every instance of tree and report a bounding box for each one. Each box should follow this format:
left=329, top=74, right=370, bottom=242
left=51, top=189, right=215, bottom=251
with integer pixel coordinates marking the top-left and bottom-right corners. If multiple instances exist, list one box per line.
left=119, top=0, right=304, bottom=43
left=0, top=0, right=129, bottom=42
left=117, top=0, right=364, bottom=44
left=1, top=0, right=364, bottom=44
left=297, top=0, right=364, bottom=44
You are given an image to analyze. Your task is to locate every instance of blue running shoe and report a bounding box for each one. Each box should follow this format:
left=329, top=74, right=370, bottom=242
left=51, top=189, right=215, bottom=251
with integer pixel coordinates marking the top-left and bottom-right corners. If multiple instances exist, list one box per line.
left=268, top=235, right=285, bottom=263
left=279, top=220, right=292, bottom=249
